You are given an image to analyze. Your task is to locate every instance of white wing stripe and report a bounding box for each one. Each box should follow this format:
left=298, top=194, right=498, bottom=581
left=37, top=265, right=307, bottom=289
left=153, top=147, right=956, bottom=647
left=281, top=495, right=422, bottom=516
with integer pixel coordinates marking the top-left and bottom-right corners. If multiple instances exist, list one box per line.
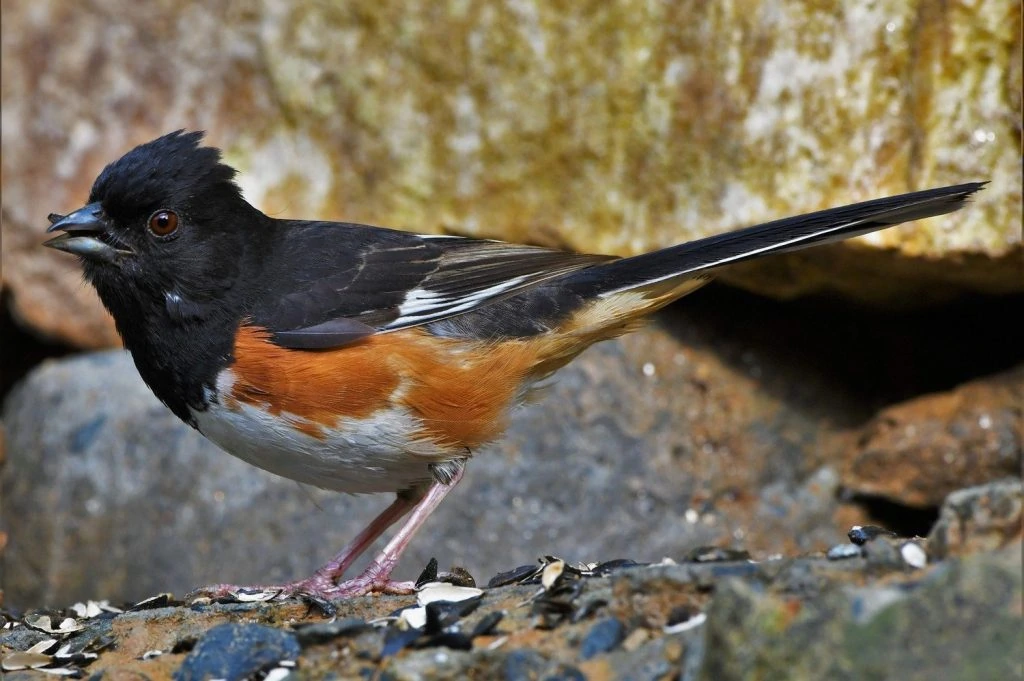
left=396, top=288, right=446, bottom=316
left=391, top=275, right=529, bottom=327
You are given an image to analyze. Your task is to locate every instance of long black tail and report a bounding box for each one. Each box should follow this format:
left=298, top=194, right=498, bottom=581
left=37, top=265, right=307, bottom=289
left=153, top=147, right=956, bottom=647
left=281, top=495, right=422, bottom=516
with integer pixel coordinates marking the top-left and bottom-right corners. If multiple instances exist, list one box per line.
left=566, top=182, right=985, bottom=298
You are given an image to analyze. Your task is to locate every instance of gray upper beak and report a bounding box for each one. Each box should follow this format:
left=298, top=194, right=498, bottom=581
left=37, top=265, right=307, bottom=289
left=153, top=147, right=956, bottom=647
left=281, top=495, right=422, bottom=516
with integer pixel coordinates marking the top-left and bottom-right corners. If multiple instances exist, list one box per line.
left=44, top=202, right=132, bottom=263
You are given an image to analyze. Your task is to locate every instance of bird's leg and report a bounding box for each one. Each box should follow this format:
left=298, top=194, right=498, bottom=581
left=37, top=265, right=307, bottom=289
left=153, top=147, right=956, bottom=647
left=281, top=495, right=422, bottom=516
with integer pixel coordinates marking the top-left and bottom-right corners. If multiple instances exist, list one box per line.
left=187, top=466, right=465, bottom=602
left=286, top=493, right=419, bottom=594
left=319, top=465, right=465, bottom=598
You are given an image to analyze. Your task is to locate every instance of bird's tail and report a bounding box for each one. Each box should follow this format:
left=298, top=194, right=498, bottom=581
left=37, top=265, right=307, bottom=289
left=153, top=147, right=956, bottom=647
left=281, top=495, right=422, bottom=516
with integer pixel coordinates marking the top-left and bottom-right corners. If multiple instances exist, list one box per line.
left=549, top=182, right=985, bottom=342
left=565, top=182, right=985, bottom=302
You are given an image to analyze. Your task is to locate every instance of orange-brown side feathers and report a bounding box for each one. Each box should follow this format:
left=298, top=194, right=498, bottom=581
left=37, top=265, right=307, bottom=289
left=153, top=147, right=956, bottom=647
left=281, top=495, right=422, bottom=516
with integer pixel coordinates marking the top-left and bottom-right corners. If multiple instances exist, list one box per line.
left=229, top=325, right=402, bottom=433
left=395, top=339, right=540, bottom=449
left=228, top=325, right=541, bottom=451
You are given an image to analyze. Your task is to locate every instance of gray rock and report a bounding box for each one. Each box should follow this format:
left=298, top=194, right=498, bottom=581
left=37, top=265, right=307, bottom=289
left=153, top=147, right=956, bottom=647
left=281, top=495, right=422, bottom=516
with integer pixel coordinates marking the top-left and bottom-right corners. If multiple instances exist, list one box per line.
left=501, top=649, right=551, bottom=681
left=861, top=536, right=909, bottom=572
left=579, top=617, right=626, bottom=660
left=927, top=477, right=1023, bottom=559
left=826, top=543, right=863, bottom=561
left=384, top=648, right=590, bottom=681
left=174, top=623, right=299, bottom=681
left=2, top=350, right=390, bottom=607
left=698, top=545, right=1023, bottom=681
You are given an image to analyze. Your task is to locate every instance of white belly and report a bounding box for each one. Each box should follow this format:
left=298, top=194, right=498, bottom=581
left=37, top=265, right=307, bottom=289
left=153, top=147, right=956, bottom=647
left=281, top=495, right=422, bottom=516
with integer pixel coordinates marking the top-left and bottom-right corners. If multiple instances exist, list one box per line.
left=191, top=389, right=448, bottom=495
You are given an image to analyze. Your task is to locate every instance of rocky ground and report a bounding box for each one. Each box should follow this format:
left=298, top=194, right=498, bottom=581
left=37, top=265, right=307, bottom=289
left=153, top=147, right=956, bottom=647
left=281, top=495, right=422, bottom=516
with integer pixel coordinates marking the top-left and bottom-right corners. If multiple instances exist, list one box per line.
left=2, top=478, right=1021, bottom=680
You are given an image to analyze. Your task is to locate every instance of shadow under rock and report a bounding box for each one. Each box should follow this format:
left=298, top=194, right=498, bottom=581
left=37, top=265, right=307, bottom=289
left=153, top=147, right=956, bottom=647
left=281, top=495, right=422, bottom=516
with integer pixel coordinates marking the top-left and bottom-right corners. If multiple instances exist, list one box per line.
left=653, top=282, right=1024, bottom=428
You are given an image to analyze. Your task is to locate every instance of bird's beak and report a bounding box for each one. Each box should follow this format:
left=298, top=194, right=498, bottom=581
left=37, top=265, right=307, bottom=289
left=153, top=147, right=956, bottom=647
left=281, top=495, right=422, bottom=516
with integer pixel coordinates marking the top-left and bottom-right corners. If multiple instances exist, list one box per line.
left=44, top=202, right=132, bottom=263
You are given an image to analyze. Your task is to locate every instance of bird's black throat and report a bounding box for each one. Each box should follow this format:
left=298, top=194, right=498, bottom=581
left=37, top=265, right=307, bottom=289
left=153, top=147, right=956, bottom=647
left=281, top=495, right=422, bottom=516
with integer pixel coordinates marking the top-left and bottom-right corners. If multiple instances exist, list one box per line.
left=87, top=263, right=245, bottom=427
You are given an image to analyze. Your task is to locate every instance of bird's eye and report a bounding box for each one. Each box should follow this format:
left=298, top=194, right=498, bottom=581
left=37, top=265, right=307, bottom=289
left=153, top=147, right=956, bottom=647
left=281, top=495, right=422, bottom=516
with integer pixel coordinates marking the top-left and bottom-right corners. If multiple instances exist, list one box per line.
left=147, top=209, right=179, bottom=237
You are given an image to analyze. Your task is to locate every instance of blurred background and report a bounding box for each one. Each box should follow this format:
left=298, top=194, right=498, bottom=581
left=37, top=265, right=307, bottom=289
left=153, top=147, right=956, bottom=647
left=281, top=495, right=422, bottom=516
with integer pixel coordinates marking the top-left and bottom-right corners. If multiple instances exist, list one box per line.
left=1, top=1, right=1020, bottom=610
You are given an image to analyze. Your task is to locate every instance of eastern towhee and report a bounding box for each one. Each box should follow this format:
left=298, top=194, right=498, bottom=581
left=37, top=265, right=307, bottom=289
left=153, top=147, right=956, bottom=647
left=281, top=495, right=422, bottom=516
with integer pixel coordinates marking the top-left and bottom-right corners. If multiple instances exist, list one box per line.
left=45, top=131, right=983, bottom=601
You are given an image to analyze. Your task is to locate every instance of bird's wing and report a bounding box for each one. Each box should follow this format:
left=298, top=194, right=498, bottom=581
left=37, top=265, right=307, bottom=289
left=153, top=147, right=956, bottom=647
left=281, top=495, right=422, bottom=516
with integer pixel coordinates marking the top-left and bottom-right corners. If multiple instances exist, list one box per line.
left=250, top=222, right=613, bottom=349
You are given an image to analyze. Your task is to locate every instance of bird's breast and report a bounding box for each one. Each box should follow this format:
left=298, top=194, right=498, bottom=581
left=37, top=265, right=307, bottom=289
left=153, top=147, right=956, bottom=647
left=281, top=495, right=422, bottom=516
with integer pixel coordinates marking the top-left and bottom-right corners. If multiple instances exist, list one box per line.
left=188, top=325, right=552, bottom=493
left=191, top=388, right=446, bottom=494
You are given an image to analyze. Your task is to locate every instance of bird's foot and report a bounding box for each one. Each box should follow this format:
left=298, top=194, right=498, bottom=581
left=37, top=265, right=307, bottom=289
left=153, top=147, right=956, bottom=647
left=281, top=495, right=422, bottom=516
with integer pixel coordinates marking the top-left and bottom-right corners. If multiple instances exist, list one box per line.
left=187, top=564, right=414, bottom=605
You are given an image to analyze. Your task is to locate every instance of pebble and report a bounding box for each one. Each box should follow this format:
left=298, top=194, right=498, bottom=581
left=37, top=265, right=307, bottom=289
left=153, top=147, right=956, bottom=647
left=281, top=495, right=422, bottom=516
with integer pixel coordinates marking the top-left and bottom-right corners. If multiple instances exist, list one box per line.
left=900, top=541, right=928, bottom=569
left=848, top=525, right=898, bottom=546
left=173, top=623, right=300, bottom=681
left=579, top=617, right=626, bottom=660
left=862, top=538, right=906, bottom=570
left=543, top=664, right=587, bottom=680
left=503, top=649, right=549, bottom=681
left=827, top=543, right=864, bottom=560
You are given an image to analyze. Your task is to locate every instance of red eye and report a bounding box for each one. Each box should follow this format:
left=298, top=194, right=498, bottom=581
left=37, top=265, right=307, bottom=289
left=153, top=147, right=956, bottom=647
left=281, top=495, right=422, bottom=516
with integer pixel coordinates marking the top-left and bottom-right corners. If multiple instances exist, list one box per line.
left=148, top=209, right=179, bottom=237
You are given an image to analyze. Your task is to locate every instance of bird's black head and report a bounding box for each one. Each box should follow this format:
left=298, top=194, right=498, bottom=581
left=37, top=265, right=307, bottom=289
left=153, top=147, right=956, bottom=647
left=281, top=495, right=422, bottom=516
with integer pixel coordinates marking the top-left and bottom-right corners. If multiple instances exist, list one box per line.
left=46, top=130, right=267, bottom=332
left=90, top=129, right=238, bottom=224
left=46, top=131, right=271, bottom=419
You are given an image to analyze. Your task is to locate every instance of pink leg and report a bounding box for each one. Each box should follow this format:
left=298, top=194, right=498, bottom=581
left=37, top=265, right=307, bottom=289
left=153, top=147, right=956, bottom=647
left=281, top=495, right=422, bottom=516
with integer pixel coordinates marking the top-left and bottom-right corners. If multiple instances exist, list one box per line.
left=188, top=467, right=465, bottom=602
left=324, top=465, right=466, bottom=598
left=298, top=494, right=417, bottom=592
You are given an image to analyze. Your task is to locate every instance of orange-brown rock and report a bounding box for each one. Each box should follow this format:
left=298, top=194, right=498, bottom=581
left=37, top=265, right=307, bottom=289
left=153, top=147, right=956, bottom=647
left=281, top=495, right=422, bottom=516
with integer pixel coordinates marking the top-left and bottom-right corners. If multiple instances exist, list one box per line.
left=840, top=366, right=1023, bottom=508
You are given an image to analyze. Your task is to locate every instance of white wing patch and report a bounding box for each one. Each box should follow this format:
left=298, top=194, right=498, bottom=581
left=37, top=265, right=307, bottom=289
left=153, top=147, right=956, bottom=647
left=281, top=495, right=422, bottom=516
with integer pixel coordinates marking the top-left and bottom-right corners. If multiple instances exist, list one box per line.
left=390, top=275, right=529, bottom=328
left=396, top=287, right=446, bottom=317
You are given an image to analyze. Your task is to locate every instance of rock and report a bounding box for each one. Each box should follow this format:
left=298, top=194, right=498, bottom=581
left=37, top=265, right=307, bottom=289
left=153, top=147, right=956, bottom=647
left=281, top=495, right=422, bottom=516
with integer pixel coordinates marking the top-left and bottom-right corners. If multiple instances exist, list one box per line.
left=1, top=546, right=1018, bottom=679
left=841, top=366, right=1024, bottom=507
left=3, top=2, right=1019, bottom=346
left=543, top=664, right=588, bottom=680
left=861, top=536, right=907, bottom=572
left=174, top=623, right=299, bottom=681
left=700, top=577, right=850, bottom=680
left=381, top=648, right=587, bottom=681
left=927, top=478, right=1023, bottom=559
left=826, top=543, right=863, bottom=561
left=502, top=650, right=551, bottom=681
left=596, top=634, right=695, bottom=681
left=860, top=537, right=929, bottom=573
left=839, top=545, right=1023, bottom=681
left=699, top=545, right=1023, bottom=681
left=579, top=618, right=626, bottom=660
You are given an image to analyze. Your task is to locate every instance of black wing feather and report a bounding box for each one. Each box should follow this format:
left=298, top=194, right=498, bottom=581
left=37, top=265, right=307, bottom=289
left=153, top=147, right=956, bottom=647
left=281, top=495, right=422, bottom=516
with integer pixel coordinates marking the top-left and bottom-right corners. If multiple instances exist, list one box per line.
left=250, top=221, right=612, bottom=348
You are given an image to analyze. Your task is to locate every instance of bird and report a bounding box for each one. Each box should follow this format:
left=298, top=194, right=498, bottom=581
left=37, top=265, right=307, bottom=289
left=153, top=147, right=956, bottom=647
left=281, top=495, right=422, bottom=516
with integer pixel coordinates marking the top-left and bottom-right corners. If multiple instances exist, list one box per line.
left=45, top=130, right=984, bottom=602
